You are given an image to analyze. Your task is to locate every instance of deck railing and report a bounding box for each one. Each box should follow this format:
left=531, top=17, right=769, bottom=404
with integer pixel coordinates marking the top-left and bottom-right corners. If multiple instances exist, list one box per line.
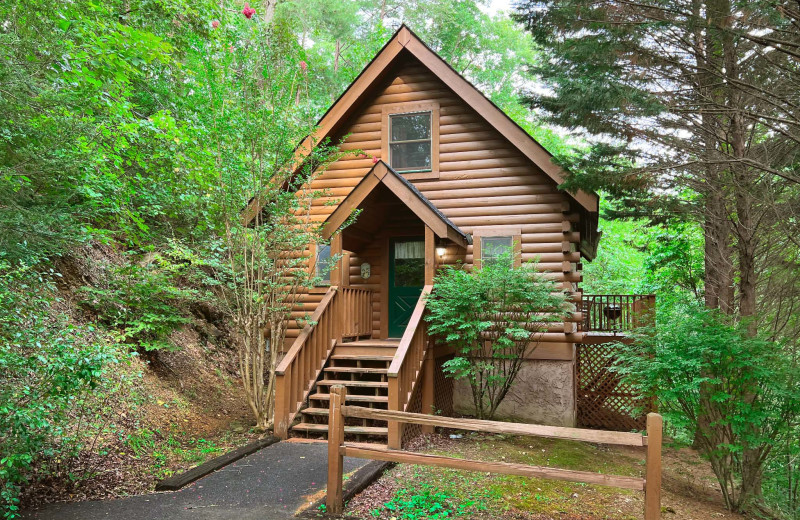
left=339, top=287, right=372, bottom=338
left=274, top=286, right=372, bottom=438
left=387, top=285, right=433, bottom=449
left=581, top=294, right=656, bottom=333
left=326, top=385, right=664, bottom=519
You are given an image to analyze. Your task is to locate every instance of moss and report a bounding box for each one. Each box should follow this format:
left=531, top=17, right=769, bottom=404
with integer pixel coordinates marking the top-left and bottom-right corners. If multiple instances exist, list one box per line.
left=368, top=433, right=643, bottom=519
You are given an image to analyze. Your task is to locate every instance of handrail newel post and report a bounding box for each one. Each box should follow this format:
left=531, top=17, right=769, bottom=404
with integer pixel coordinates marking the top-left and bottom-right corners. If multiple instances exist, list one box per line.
left=387, top=377, right=401, bottom=449
left=327, top=385, right=346, bottom=514
left=644, top=412, right=663, bottom=519
left=421, top=347, right=435, bottom=433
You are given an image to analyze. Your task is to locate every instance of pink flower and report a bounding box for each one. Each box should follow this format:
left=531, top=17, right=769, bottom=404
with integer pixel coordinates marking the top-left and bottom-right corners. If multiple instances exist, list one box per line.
left=229, top=44, right=234, bottom=53
left=358, top=153, right=367, bottom=159
left=372, top=157, right=380, bottom=164
left=299, top=60, right=308, bottom=72
left=242, top=2, right=255, bottom=19
left=211, top=20, right=220, bottom=29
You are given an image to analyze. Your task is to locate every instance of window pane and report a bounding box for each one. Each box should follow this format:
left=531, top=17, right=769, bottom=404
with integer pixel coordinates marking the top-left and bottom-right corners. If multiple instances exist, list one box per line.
left=316, top=244, right=331, bottom=283
left=390, top=141, right=431, bottom=171
left=394, top=241, right=425, bottom=287
left=390, top=113, right=431, bottom=141
left=482, top=236, right=512, bottom=266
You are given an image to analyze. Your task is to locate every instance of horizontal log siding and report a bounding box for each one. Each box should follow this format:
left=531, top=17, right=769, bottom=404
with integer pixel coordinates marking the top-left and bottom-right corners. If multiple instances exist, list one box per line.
left=286, top=59, right=581, bottom=360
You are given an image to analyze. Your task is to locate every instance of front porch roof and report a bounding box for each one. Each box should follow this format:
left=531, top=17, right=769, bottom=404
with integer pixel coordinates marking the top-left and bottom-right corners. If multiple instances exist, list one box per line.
left=322, top=160, right=469, bottom=249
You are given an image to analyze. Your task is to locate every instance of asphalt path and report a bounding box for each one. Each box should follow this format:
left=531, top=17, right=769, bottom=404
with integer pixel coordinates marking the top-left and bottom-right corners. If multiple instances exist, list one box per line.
left=23, top=440, right=367, bottom=520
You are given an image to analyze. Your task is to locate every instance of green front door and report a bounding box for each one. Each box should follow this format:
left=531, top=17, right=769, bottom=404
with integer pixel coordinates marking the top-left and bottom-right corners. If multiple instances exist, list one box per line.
left=388, top=238, right=425, bottom=338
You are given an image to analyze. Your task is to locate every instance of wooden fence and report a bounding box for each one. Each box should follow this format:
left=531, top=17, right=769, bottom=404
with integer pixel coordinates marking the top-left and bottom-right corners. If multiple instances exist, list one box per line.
left=326, top=385, right=663, bottom=519
left=581, top=294, right=656, bottom=332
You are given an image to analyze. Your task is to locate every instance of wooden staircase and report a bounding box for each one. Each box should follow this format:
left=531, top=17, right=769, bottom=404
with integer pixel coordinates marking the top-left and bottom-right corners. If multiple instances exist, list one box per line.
left=290, top=339, right=399, bottom=440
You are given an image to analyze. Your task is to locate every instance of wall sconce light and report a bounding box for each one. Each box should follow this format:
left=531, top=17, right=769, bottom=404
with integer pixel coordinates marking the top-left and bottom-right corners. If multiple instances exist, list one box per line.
left=436, top=246, right=447, bottom=258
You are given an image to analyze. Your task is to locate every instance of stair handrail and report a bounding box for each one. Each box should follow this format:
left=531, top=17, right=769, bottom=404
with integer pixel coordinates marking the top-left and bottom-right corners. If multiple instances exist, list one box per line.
left=274, top=286, right=339, bottom=438
left=387, top=285, right=433, bottom=448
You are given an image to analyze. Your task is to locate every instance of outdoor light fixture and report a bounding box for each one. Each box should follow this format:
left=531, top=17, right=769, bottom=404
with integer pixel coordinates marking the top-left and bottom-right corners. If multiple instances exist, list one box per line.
left=436, top=246, right=447, bottom=257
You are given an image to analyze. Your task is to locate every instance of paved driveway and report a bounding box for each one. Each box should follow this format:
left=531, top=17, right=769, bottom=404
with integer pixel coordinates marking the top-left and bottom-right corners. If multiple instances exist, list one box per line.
left=24, top=440, right=367, bottom=520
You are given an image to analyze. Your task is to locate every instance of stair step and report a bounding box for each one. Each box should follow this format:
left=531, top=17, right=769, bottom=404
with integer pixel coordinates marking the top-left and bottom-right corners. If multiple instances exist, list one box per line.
left=292, top=423, right=388, bottom=436
left=331, top=354, right=394, bottom=362
left=337, top=339, right=400, bottom=348
left=317, top=379, right=388, bottom=388
left=333, top=345, right=398, bottom=356
left=300, top=407, right=330, bottom=416
left=309, top=393, right=388, bottom=403
left=324, top=367, right=388, bottom=374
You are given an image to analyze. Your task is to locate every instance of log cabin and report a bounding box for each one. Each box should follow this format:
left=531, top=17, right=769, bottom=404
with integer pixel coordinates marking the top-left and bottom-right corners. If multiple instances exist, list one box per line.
left=244, top=26, right=654, bottom=446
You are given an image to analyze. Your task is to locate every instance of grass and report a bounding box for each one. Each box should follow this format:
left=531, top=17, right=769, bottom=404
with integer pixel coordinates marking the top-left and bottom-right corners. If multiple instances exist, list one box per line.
left=350, top=433, right=644, bottom=519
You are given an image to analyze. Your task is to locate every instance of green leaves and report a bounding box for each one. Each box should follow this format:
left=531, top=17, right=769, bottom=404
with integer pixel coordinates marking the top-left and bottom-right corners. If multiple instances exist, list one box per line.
left=426, top=253, right=570, bottom=419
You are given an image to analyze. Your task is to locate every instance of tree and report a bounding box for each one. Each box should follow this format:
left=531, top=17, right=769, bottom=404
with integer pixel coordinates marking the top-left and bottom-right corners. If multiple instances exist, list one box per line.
left=425, top=254, right=569, bottom=420
left=191, top=12, right=345, bottom=430
left=514, top=0, right=800, bottom=511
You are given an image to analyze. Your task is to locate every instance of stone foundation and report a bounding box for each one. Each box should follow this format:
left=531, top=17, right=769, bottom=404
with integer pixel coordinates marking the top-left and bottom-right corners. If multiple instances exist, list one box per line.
left=452, top=359, right=576, bottom=427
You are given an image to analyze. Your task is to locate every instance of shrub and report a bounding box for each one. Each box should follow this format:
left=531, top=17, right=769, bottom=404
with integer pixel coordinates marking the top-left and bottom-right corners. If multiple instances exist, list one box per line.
left=79, top=249, right=198, bottom=352
left=425, top=253, right=570, bottom=419
left=613, top=296, right=800, bottom=513
left=0, top=262, right=133, bottom=518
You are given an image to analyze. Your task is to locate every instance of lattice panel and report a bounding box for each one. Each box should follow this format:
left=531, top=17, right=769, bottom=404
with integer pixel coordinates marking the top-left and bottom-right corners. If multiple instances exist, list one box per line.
left=576, top=343, right=650, bottom=431
left=434, top=353, right=454, bottom=417
left=402, top=374, right=424, bottom=447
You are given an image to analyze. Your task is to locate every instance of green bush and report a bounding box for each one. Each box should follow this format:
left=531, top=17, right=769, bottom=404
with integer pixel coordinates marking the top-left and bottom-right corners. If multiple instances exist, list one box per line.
left=79, top=248, right=200, bottom=352
left=0, top=262, right=134, bottom=518
left=613, top=296, right=800, bottom=514
left=425, top=253, right=569, bottom=419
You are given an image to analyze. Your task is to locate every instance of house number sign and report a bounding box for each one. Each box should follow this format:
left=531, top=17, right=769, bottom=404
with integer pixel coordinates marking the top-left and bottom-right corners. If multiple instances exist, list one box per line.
left=360, top=263, right=371, bottom=279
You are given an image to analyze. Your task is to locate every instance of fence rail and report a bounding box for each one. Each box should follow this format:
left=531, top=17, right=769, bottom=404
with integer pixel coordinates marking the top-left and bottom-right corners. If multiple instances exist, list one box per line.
left=581, top=294, right=655, bottom=333
left=326, top=386, right=663, bottom=519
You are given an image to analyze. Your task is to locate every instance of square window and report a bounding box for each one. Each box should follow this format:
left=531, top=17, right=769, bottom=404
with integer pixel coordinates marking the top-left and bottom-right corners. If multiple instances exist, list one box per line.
left=389, top=112, right=432, bottom=172
left=481, top=236, right=513, bottom=267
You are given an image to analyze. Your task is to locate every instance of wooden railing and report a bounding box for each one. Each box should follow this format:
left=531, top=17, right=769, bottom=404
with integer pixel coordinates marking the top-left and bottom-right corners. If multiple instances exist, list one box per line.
left=581, top=294, right=656, bottom=333
left=339, top=287, right=372, bottom=338
left=326, top=385, right=663, bottom=519
left=274, top=287, right=340, bottom=438
left=387, top=285, right=433, bottom=449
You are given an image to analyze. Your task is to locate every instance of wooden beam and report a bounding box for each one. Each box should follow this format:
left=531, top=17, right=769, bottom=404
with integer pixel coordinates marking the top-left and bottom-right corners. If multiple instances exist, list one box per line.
left=327, top=386, right=346, bottom=514
left=341, top=445, right=645, bottom=491
left=644, top=413, right=663, bottom=520
left=425, top=226, right=435, bottom=286
left=340, top=406, right=647, bottom=447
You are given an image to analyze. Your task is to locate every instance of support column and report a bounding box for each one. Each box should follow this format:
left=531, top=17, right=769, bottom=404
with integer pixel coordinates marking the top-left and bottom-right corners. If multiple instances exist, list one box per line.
left=330, top=233, right=343, bottom=286
left=425, top=225, right=435, bottom=285
left=421, top=348, right=435, bottom=433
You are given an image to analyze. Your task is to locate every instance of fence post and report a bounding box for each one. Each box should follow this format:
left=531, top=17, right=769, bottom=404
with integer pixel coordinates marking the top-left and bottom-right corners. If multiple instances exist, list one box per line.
left=327, top=385, right=346, bottom=514
left=644, top=412, right=663, bottom=520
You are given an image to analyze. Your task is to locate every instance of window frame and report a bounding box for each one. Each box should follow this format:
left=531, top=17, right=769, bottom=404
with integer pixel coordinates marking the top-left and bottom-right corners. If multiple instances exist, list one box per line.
left=473, top=227, right=522, bottom=269
left=382, top=101, right=440, bottom=180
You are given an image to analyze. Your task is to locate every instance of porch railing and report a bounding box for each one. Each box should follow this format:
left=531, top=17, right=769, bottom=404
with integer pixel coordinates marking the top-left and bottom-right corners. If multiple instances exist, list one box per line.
left=273, top=286, right=372, bottom=438
left=339, top=287, right=372, bottom=338
left=581, top=294, right=655, bottom=333
left=387, top=285, right=433, bottom=449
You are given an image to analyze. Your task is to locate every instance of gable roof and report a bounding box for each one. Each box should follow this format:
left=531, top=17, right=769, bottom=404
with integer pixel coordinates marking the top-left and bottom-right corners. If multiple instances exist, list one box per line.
left=241, top=25, right=598, bottom=225
left=323, top=161, right=469, bottom=248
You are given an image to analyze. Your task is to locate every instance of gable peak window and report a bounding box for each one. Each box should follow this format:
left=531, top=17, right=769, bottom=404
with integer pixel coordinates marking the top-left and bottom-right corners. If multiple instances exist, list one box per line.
left=382, top=102, right=440, bottom=180
left=389, top=111, right=432, bottom=172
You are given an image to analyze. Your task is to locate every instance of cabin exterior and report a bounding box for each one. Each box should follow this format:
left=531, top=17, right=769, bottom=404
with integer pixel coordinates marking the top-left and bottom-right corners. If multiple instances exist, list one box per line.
left=249, top=27, right=653, bottom=446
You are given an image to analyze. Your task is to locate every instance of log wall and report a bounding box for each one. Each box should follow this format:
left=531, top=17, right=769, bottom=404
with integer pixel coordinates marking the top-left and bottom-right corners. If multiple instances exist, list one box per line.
left=286, top=56, right=583, bottom=360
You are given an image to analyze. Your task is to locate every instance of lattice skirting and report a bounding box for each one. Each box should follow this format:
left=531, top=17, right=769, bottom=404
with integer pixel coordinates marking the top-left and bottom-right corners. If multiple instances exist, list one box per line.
left=576, top=343, right=650, bottom=431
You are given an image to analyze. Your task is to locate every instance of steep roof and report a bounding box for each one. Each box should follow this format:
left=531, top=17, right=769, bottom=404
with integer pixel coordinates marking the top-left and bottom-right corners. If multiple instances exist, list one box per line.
left=323, top=161, right=469, bottom=248
left=241, top=25, right=598, bottom=224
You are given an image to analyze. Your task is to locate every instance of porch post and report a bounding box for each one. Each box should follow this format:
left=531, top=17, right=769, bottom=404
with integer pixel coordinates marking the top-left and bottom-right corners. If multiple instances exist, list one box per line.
left=421, top=348, right=435, bottom=433
left=424, top=225, right=435, bottom=285
left=330, top=233, right=343, bottom=286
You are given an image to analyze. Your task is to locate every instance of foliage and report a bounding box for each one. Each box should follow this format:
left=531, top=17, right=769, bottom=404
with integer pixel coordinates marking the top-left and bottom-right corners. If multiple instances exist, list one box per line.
left=371, top=482, right=486, bottom=519
left=0, top=263, right=135, bottom=518
left=613, top=297, right=800, bottom=513
left=425, top=254, right=569, bottom=419
left=79, top=251, right=199, bottom=352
